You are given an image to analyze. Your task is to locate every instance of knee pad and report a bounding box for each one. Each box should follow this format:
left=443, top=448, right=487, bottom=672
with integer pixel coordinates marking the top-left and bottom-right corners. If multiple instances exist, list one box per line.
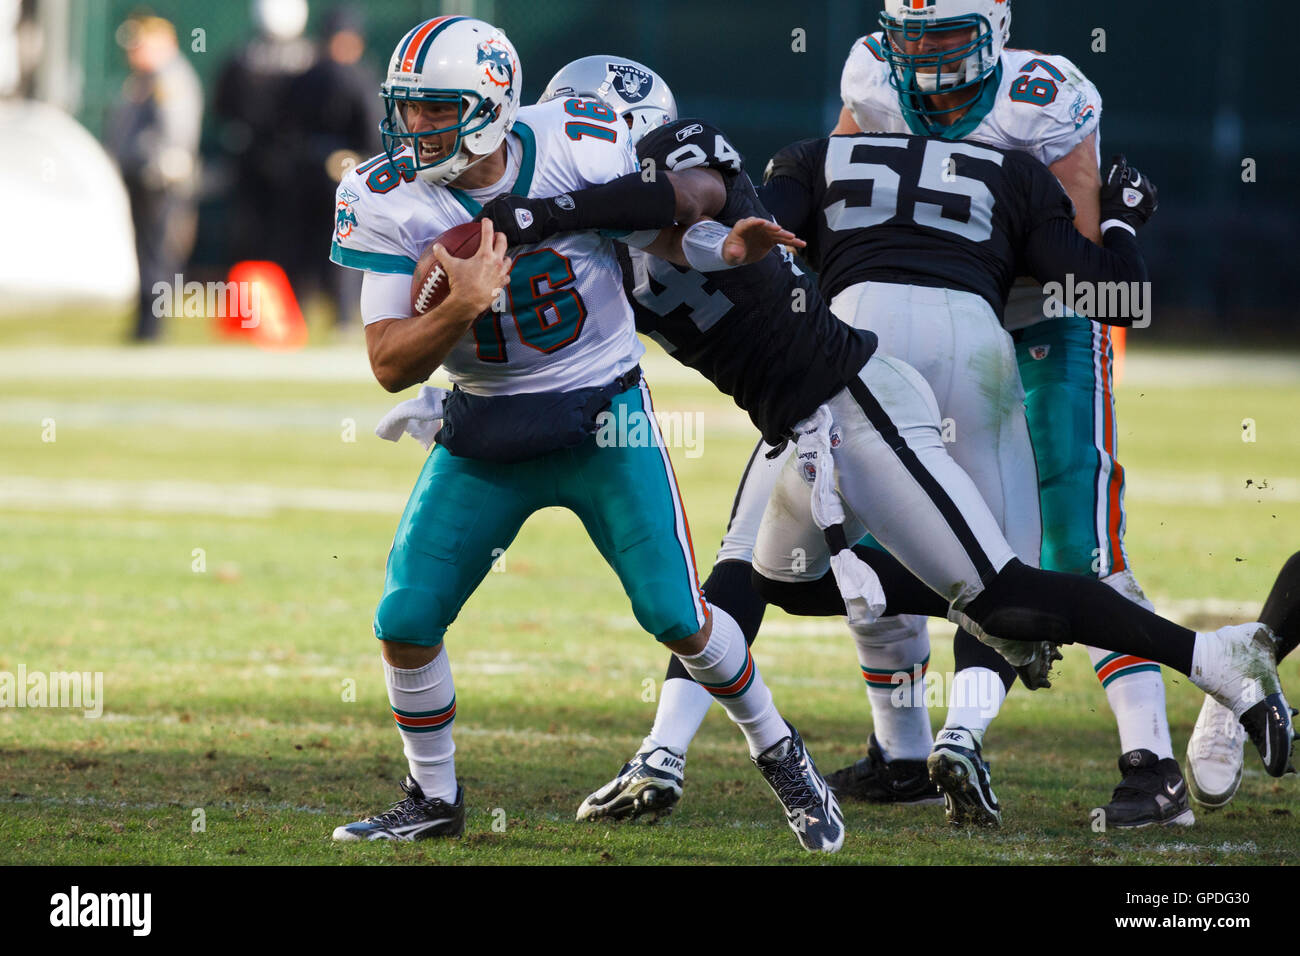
left=374, top=586, right=449, bottom=647
left=849, top=615, right=930, bottom=672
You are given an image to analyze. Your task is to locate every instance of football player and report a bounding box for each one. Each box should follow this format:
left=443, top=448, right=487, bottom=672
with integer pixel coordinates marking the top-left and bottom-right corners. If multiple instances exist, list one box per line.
left=479, top=105, right=1297, bottom=828
left=829, top=0, right=1188, bottom=828
left=326, top=18, right=844, bottom=852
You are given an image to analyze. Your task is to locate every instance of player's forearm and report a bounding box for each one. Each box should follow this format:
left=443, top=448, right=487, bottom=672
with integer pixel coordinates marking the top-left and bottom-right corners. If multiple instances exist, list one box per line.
left=1024, top=219, right=1148, bottom=327
left=368, top=300, right=480, bottom=392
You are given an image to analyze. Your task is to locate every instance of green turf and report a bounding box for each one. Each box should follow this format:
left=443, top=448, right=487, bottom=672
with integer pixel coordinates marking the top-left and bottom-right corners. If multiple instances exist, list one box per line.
left=1, top=342, right=1298, bottom=864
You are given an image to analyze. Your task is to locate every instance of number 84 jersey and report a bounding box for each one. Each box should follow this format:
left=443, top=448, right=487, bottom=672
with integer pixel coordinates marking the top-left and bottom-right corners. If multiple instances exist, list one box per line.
left=330, top=97, right=643, bottom=395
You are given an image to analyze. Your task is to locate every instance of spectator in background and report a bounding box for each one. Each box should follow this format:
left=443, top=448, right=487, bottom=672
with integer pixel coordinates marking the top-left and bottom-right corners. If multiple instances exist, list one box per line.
left=286, top=6, right=381, bottom=327
left=214, top=0, right=314, bottom=266
left=105, top=13, right=203, bottom=342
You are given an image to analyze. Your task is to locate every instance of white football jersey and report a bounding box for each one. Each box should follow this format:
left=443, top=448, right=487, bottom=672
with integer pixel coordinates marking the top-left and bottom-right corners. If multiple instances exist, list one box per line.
left=330, top=97, right=644, bottom=395
left=841, top=35, right=1101, bottom=168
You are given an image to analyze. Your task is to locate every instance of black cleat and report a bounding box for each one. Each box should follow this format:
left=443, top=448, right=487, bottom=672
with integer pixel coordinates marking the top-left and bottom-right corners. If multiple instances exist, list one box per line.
left=1261, top=551, right=1300, bottom=660
left=333, top=776, right=465, bottom=842
left=825, top=734, right=942, bottom=804
left=1240, top=694, right=1296, bottom=778
left=928, top=727, right=1001, bottom=827
left=754, top=723, right=845, bottom=852
left=1095, top=749, right=1194, bottom=829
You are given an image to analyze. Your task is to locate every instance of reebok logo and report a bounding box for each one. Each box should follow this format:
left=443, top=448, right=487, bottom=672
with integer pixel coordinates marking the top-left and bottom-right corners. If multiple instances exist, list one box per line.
left=676, top=123, right=704, bottom=141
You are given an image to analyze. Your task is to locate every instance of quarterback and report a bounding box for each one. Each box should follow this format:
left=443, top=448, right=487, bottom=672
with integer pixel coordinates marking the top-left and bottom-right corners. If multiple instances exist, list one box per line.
left=326, top=17, right=842, bottom=852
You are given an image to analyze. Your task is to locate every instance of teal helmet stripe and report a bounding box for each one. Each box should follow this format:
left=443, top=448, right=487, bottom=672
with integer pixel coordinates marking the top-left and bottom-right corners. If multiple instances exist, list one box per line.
left=414, top=16, right=469, bottom=73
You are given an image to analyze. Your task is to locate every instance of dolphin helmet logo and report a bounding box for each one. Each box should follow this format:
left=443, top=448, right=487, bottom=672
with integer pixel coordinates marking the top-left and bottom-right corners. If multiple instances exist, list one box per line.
left=607, top=63, right=653, bottom=103
left=477, top=39, right=514, bottom=89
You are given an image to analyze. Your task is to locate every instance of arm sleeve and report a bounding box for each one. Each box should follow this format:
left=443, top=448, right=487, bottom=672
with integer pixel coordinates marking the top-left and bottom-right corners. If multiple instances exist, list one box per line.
left=1021, top=219, right=1148, bottom=326
left=360, top=271, right=414, bottom=325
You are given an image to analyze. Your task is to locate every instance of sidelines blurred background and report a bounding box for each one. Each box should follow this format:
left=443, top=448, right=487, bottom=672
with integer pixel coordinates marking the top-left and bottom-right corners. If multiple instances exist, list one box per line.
left=4, top=0, right=1296, bottom=341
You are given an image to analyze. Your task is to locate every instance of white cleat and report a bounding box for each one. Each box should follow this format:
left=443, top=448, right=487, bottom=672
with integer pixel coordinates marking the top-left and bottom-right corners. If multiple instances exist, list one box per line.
left=1190, top=623, right=1295, bottom=778
left=1186, top=694, right=1247, bottom=809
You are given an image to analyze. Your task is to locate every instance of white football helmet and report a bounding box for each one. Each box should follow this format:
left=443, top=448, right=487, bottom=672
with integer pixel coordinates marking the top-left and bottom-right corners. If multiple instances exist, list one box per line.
left=879, top=0, right=1011, bottom=123
left=380, top=16, right=521, bottom=184
left=540, top=55, right=676, bottom=146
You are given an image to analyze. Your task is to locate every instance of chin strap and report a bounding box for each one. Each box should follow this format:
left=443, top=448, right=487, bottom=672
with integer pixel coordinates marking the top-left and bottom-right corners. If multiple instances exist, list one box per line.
left=794, top=406, right=886, bottom=627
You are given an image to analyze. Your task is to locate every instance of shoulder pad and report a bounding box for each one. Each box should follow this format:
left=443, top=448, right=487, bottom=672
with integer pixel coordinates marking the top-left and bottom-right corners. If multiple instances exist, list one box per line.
left=998, top=50, right=1103, bottom=167
left=329, top=153, right=421, bottom=275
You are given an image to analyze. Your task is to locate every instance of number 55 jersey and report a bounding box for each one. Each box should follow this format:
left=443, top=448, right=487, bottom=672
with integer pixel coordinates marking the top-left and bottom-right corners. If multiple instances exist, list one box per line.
left=329, top=96, right=644, bottom=395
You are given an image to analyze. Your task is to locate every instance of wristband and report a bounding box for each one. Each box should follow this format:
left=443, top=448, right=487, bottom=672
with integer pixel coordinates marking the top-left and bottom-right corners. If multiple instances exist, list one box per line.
left=681, top=219, right=733, bottom=272
left=1100, top=218, right=1137, bottom=237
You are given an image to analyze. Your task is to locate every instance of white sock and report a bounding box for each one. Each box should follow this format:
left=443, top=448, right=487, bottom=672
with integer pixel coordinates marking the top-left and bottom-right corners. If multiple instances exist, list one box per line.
left=1087, top=645, right=1174, bottom=759
left=674, top=607, right=787, bottom=757
left=1093, top=570, right=1175, bottom=759
left=942, top=667, right=1006, bottom=743
left=644, top=678, right=714, bottom=756
left=383, top=652, right=457, bottom=802
left=851, top=615, right=932, bottom=761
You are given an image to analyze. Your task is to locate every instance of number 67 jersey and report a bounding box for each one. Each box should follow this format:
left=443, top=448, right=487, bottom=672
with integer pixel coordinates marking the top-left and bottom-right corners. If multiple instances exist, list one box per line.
left=329, top=96, right=644, bottom=395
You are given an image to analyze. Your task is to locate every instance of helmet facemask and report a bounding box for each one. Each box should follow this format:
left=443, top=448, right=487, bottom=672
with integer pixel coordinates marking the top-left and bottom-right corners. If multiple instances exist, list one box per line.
left=879, top=13, right=998, bottom=129
left=380, top=85, right=500, bottom=184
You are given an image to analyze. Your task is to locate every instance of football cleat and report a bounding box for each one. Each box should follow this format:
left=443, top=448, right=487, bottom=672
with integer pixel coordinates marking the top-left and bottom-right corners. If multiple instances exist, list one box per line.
left=825, top=734, right=942, bottom=804
left=576, top=747, right=685, bottom=822
left=753, top=723, right=845, bottom=853
left=332, top=776, right=465, bottom=842
left=1190, top=622, right=1295, bottom=778
left=1095, top=749, right=1194, bottom=829
left=927, top=727, right=1001, bottom=828
left=1186, top=695, right=1246, bottom=809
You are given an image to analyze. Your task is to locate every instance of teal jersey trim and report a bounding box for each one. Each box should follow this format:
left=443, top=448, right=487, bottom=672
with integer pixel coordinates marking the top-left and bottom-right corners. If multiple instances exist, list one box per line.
left=446, top=122, right=539, bottom=218
left=330, top=241, right=417, bottom=275
left=900, top=61, right=1003, bottom=140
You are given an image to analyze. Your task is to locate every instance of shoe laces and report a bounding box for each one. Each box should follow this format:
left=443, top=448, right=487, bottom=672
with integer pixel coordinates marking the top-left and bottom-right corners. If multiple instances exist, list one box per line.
left=1193, top=702, right=1247, bottom=762
left=763, top=752, right=819, bottom=810
left=369, top=779, right=434, bottom=827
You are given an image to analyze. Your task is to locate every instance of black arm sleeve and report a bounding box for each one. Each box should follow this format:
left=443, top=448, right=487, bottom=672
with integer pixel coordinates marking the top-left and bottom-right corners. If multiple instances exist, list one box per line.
left=1021, top=220, right=1149, bottom=327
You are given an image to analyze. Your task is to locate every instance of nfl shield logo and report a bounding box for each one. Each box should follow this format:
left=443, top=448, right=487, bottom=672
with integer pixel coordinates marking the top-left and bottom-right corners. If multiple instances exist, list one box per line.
left=1029, top=345, right=1051, bottom=360
left=607, top=63, right=653, bottom=102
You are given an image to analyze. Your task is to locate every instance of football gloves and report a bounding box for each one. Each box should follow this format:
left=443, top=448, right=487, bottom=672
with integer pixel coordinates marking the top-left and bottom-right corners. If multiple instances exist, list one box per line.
left=477, top=195, right=564, bottom=246
left=1100, top=154, right=1158, bottom=232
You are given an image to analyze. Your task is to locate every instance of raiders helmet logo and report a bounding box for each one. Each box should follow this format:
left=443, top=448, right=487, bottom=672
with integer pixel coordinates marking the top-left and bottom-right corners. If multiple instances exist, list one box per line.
left=607, top=63, right=653, bottom=103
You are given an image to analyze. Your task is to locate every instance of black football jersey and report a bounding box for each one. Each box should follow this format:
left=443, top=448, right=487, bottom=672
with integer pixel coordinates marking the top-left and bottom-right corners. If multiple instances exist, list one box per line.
left=623, top=119, right=878, bottom=443
left=763, top=134, right=1077, bottom=318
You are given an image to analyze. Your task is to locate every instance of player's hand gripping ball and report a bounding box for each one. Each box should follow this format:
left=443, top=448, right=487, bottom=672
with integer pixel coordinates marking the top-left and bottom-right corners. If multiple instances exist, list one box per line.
left=410, top=221, right=486, bottom=314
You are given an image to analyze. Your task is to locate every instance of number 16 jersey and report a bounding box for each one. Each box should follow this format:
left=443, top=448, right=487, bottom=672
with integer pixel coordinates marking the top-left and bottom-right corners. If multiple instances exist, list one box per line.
left=330, top=97, right=643, bottom=395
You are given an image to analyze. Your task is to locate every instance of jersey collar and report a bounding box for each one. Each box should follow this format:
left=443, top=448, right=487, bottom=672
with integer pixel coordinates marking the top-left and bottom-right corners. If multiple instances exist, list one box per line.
left=899, top=60, right=1002, bottom=141
left=446, top=121, right=537, bottom=217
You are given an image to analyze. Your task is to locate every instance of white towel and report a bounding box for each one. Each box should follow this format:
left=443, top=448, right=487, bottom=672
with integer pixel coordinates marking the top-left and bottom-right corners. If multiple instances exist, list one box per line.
left=374, top=385, right=452, bottom=450
left=795, top=406, right=887, bottom=627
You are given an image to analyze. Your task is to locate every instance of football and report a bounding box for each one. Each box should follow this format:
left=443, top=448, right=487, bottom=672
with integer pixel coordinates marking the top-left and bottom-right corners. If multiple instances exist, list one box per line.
left=410, top=220, right=485, bottom=314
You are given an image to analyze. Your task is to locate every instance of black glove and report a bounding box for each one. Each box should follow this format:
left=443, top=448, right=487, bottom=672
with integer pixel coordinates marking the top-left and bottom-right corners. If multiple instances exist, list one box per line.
left=477, top=194, right=563, bottom=246
left=1100, top=154, right=1158, bottom=232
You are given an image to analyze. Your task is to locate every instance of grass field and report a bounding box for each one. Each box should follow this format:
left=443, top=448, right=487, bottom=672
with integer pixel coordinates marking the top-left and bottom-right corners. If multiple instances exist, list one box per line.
left=1, top=316, right=1298, bottom=865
